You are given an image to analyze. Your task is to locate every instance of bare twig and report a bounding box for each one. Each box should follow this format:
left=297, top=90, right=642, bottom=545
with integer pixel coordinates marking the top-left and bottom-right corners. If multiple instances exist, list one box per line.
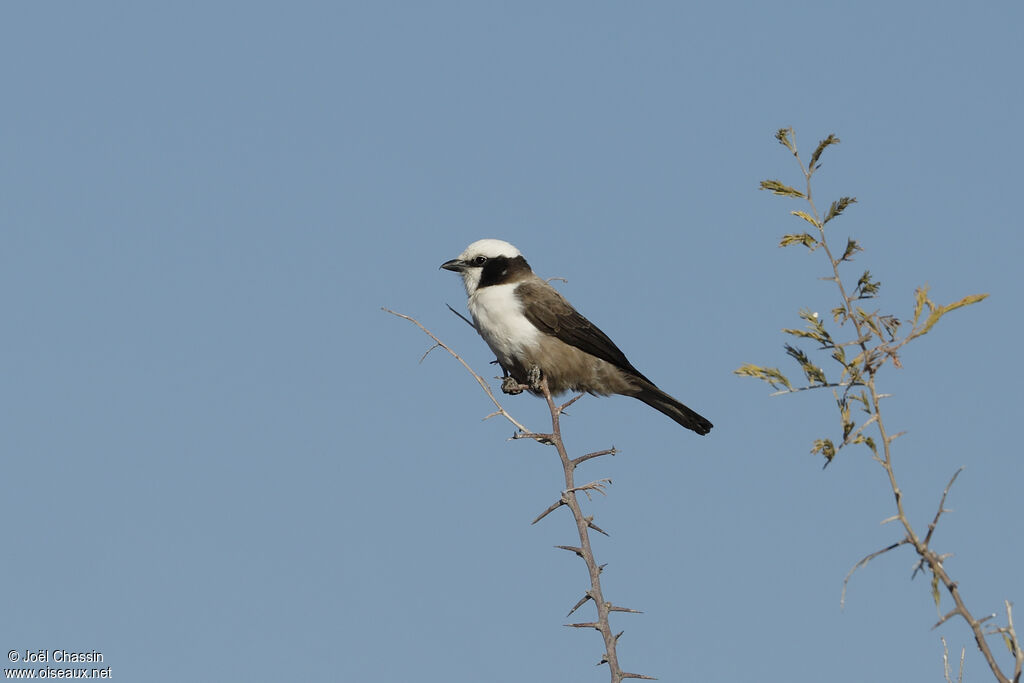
left=841, top=540, right=906, bottom=608
left=569, top=478, right=613, bottom=500
left=942, top=637, right=966, bottom=683
left=924, top=468, right=964, bottom=548
left=383, top=308, right=529, bottom=433
left=769, top=380, right=864, bottom=396
left=1010, top=601, right=1023, bottom=683
left=573, top=447, right=619, bottom=468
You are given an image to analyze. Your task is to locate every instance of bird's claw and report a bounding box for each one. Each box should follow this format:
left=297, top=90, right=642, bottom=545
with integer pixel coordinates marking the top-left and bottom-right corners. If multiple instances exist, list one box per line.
left=527, top=365, right=543, bottom=392
left=501, top=376, right=524, bottom=395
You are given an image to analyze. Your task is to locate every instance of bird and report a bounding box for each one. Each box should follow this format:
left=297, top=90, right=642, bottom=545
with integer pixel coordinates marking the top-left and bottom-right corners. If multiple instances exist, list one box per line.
left=441, top=239, right=712, bottom=435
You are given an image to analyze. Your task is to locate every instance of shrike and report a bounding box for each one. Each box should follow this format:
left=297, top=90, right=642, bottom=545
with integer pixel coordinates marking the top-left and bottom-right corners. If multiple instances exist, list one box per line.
left=441, top=239, right=712, bottom=435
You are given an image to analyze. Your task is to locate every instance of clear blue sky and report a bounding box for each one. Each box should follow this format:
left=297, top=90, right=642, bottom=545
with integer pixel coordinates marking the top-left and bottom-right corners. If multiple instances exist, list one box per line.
left=3, top=3, right=1021, bottom=681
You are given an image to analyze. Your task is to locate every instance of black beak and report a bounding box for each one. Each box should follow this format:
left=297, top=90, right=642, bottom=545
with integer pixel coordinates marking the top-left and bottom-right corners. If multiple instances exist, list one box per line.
left=440, top=259, right=465, bottom=272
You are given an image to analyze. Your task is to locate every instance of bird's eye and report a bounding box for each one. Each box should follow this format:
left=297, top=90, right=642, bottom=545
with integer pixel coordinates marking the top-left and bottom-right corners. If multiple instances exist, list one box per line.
left=472, top=256, right=488, bottom=266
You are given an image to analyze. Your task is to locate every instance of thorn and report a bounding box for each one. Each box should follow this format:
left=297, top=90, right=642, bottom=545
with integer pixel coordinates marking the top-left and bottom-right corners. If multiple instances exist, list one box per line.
left=564, top=621, right=600, bottom=630
left=621, top=673, right=658, bottom=680
left=555, top=545, right=585, bottom=558
left=418, top=342, right=442, bottom=363
left=560, top=393, right=585, bottom=412
left=567, top=594, right=593, bottom=617
left=513, top=431, right=555, bottom=445
left=531, top=499, right=566, bottom=525
left=933, top=608, right=958, bottom=630
left=586, top=518, right=609, bottom=536
left=610, top=605, right=644, bottom=614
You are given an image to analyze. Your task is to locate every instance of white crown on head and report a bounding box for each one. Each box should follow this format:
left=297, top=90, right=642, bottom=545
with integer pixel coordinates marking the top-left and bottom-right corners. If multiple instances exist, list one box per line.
left=459, top=239, right=522, bottom=260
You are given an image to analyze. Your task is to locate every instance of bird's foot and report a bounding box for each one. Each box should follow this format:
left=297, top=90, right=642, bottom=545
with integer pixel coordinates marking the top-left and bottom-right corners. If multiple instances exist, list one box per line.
left=527, top=365, right=543, bottom=392
left=500, top=376, right=525, bottom=395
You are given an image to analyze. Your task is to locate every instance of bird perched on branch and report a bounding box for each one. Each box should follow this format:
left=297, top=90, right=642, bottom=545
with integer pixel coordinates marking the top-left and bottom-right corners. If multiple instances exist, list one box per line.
left=441, top=239, right=712, bottom=435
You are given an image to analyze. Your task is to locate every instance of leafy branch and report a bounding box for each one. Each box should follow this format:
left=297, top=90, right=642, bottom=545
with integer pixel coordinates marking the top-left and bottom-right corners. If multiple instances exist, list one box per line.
left=736, top=129, right=1019, bottom=683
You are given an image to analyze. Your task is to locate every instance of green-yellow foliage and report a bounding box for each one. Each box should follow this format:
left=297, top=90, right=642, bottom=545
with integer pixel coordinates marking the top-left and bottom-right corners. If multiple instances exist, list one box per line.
left=738, top=129, right=987, bottom=465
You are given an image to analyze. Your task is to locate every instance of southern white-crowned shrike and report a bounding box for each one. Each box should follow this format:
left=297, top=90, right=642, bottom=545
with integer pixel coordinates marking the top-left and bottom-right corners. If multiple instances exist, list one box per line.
left=442, top=239, right=712, bottom=435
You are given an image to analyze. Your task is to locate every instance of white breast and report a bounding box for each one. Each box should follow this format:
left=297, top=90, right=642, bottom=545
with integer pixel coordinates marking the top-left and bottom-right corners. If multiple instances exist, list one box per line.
left=468, top=283, right=541, bottom=363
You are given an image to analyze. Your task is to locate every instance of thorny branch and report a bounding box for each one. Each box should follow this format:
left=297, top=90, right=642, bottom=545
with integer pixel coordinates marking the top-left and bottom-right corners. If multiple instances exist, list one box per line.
left=385, top=307, right=652, bottom=682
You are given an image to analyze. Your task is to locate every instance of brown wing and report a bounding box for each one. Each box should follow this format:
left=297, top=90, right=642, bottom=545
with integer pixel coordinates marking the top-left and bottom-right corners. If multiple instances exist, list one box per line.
left=516, top=280, right=653, bottom=384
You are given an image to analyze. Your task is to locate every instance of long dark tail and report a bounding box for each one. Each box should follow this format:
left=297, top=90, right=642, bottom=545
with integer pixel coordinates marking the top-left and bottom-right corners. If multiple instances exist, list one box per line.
left=633, top=384, right=712, bottom=435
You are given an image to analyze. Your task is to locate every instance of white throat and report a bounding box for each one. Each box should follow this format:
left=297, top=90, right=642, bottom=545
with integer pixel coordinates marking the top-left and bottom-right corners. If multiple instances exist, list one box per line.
left=468, top=282, right=541, bottom=363
left=459, top=267, right=482, bottom=296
